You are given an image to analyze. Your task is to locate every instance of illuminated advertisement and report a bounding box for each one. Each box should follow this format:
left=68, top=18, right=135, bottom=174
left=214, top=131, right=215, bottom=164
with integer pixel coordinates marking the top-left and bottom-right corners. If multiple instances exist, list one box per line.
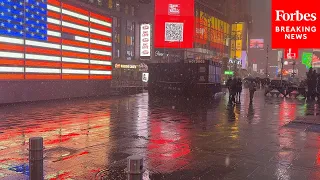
left=312, top=50, right=320, bottom=67
left=253, top=64, right=257, bottom=72
left=154, top=0, right=194, bottom=48
left=284, top=48, right=298, bottom=60
left=194, top=11, right=229, bottom=53
left=301, top=52, right=312, bottom=68
left=0, top=0, right=112, bottom=80
left=230, top=23, right=243, bottom=59
left=140, top=24, right=151, bottom=56
left=241, top=51, right=247, bottom=69
left=250, top=39, right=264, bottom=48
left=142, top=73, right=149, bottom=82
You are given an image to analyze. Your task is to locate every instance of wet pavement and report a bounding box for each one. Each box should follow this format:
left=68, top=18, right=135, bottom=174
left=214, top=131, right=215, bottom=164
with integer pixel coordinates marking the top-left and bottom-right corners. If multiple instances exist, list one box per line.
left=1, top=89, right=320, bottom=179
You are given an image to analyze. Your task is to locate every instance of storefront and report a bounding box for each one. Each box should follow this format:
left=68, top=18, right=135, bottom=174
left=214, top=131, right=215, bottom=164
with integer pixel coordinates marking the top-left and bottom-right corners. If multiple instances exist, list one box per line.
left=153, top=49, right=184, bottom=63
left=112, top=63, right=148, bottom=87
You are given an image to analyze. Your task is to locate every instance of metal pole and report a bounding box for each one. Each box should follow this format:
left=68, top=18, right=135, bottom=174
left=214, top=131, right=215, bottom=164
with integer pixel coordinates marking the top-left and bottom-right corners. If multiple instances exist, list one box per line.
left=29, top=137, right=43, bottom=180
left=280, top=57, right=284, bottom=86
left=292, top=61, right=296, bottom=78
left=266, top=44, right=269, bottom=78
left=127, top=155, right=144, bottom=180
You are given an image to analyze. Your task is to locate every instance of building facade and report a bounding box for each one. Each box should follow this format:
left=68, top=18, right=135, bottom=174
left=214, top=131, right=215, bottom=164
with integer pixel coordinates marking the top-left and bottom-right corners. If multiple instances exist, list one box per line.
left=0, top=0, right=154, bottom=104
left=79, top=0, right=153, bottom=87
left=153, top=0, right=252, bottom=67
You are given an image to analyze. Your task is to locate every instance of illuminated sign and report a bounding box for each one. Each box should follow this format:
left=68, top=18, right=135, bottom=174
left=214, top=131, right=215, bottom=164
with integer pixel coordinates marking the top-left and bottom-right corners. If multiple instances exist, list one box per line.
left=154, top=0, right=194, bottom=48
left=312, top=51, right=320, bottom=67
left=195, top=11, right=229, bottom=52
left=241, top=51, right=247, bottom=69
left=229, top=59, right=241, bottom=65
left=284, top=48, right=298, bottom=59
left=250, top=39, right=264, bottom=48
left=253, top=64, right=257, bottom=72
left=140, top=24, right=151, bottom=56
left=0, top=0, right=113, bottom=80
left=115, top=64, right=137, bottom=69
left=224, top=71, right=234, bottom=75
left=230, top=23, right=243, bottom=59
left=168, top=4, right=181, bottom=16
left=142, top=73, right=149, bottom=82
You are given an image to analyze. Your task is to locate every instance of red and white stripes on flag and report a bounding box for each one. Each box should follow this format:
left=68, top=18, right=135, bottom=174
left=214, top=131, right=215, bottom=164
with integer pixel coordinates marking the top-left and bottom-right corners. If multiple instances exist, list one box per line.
left=0, top=0, right=112, bottom=80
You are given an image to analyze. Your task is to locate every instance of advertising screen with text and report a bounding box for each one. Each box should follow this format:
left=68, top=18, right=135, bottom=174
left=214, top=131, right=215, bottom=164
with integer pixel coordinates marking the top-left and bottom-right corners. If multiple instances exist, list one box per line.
left=284, top=48, right=298, bottom=60
left=154, top=0, right=194, bottom=48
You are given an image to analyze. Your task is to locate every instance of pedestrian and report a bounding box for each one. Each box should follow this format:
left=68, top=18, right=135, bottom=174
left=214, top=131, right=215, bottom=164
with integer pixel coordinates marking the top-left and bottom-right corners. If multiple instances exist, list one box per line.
left=230, top=78, right=237, bottom=104
left=248, top=80, right=256, bottom=103
left=236, top=78, right=242, bottom=103
left=226, top=77, right=232, bottom=100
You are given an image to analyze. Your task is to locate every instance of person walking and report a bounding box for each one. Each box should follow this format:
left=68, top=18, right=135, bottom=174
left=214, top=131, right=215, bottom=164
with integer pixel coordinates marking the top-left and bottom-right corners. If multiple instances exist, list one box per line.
left=226, top=77, right=232, bottom=101
left=236, top=78, right=243, bottom=103
left=230, top=78, right=237, bottom=104
left=248, top=80, right=256, bottom=103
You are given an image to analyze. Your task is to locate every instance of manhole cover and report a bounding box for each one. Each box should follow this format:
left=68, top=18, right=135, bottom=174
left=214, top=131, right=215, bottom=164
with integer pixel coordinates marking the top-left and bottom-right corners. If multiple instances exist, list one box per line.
left=95, top=168, right=126, bottom=180
left=45, top=147, right=77, bottom=159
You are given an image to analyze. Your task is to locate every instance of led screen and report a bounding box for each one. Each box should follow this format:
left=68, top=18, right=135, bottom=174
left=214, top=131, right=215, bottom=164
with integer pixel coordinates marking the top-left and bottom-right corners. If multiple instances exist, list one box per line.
left=241, top=51, right=247, bottom=69
left=249, top=39, right=264, bottom=48
left=0, top=0, right=112, bottom=80
left=284, top=48, right=298, bottom=60
left=154, top=0, right=194, bottom=48
left=301, top=52, right=312, bottom=68
left=312, top=51, right=320, bottom=68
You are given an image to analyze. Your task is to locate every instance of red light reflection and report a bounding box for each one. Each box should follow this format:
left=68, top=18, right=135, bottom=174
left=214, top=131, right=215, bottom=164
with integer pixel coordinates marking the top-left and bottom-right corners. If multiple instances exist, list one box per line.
left=279, top=100, right=297, bottom=124
left=147, top=112, right=191, bottom=171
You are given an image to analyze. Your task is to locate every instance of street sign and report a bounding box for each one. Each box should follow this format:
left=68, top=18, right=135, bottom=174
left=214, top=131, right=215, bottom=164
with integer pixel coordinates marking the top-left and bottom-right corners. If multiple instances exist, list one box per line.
left=224, top=71, right=234, bottom=75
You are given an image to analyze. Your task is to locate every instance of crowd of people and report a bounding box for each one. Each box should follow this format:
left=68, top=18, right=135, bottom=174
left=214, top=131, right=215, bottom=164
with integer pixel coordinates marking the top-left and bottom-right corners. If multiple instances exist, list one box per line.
left=226, top=77, right=257, bottom=104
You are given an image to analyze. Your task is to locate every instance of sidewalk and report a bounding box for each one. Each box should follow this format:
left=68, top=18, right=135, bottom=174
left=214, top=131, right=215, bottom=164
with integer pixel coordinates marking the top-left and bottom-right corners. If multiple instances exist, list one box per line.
left=0, top=91, right=320, bottom=179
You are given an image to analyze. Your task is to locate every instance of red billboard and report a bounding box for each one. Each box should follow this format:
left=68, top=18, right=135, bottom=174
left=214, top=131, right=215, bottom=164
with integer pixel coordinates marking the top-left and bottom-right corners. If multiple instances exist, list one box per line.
left=284, top=48, right=298, bottom=60
left=154, top=0, right=195, bottom=48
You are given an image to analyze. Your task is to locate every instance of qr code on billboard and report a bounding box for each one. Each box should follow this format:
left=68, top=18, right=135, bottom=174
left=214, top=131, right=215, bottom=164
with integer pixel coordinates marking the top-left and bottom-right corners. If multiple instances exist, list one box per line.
left=165, top=22, right=183, bottom=42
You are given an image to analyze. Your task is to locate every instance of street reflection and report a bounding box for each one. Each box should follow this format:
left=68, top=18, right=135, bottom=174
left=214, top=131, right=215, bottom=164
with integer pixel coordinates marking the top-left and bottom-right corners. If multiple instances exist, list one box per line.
left=0, top=100, right=112, bottom=179
left=0, top=92, right=318, bottom=179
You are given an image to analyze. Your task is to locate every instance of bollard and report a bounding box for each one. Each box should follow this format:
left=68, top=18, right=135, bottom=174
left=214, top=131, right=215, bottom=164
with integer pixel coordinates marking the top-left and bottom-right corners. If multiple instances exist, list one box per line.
left=127, top=155, right=144, bottom=180
left=29, top=137, right=44, bottom=180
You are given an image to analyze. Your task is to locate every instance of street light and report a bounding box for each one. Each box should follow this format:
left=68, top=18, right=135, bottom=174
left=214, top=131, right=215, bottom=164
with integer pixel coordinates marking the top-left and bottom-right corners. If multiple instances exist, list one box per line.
left=280, top=57, right=284, bottom=86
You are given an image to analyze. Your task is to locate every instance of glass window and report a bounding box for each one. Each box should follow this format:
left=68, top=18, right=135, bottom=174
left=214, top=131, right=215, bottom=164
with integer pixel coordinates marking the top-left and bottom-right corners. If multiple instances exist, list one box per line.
left=131, top=6, right=135, bottom=16
left=125, top=20, right=135, bottom=60
left=113, top=17, right=121, bottom=59
left=125, top=4, right=129, bottom=14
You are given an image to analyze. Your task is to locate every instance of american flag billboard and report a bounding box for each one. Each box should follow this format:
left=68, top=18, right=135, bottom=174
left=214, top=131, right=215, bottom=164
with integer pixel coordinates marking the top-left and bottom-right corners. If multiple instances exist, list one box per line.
left=0, top=0, right=112, bottom=80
